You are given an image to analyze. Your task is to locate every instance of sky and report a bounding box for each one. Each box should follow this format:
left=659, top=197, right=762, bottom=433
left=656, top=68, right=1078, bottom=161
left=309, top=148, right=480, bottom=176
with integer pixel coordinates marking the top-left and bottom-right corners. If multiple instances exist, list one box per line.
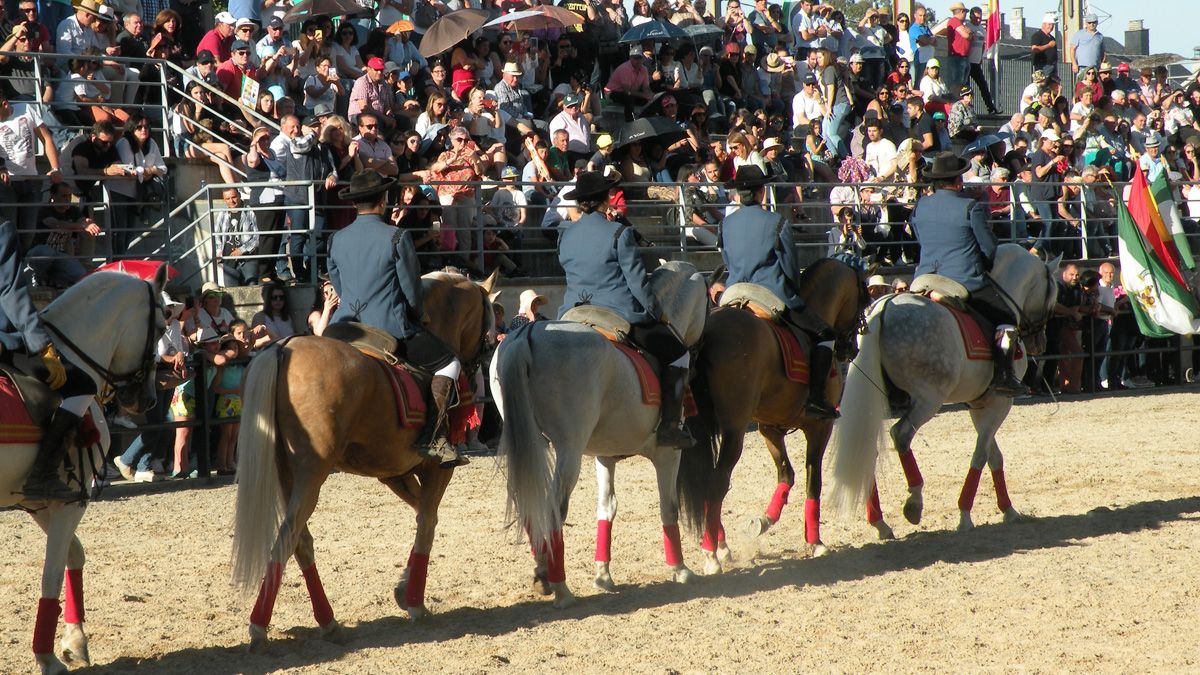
left=1001, top=1, right=1196, bottom=59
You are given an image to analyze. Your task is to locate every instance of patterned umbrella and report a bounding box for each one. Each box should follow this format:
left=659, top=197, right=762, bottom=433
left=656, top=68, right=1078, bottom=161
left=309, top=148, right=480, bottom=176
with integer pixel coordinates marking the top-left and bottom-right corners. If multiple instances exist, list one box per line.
left=484, top=7, right=583, bottom=31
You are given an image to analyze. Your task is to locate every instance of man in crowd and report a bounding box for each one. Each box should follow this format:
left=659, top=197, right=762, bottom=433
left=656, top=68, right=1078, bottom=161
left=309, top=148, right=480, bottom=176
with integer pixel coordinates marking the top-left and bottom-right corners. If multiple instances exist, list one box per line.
left=1071, top=13, right=1105, bottom=77
left=605, top=46, right=653, bottom=122
left=943, top=1, right=972, bottom=91
left=256, top=17, right=293, bottom=93
left=0, top=90, right=62, bottom=248
left=28, top=181, right=96, bottom=288
left=1029, top=12, right=1057, bottom=79
left=548, top=92, right=590, bottom=164
left=217, top=39, right=258, bottom=100
left=195, top=11, right=236, bottom=65
left=212, top=187, right=259, bottom=286
left=349, top=111, right=398, bottom=176
left=348, top=57, right=394, bottom=126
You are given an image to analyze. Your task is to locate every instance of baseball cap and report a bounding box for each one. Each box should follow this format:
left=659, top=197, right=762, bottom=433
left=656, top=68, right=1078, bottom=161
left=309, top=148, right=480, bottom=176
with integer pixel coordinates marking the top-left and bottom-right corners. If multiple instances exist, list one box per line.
left=383, top=60, right=401, bottom=74
left=932, top=112, right=947, bottom=121
left=1040, top=129, right=1061, bottom=142
left=849, top=53, right=864, bottom=64
left=366, top=56, right=385, bottom=70
left=724, top=42, right=740, bottom=54
left=196, top=50, right=215, bottom=64
left=313, top=102, right=334, bottom=116
left=231, top=39, right=251, bottom=52
left=501, top=166, right=519, bottom=179
left=1041, top=12, right=1056, bottom=24
left=699, top=45, right=714, bottom=57
left=1084, top=13, right=1097, bottom=23
left=268, top=17, right=284, bottom=29
left=215, top=11, right=236, bottom=24
left=1117, top=63, right=1130, bottom=73
left=629, top=45, right=642, bottom=56
left=563, top=92, right=582, bottom=107
left=596, top=134, right=613, bottom=149
left=926, top=57, right=941, bottom=69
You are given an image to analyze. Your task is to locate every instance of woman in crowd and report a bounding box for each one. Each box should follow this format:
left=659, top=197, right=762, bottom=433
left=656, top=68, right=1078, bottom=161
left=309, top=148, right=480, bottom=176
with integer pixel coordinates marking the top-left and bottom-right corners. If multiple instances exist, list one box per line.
left=332, top=22, right=364, bottom=83
left=449, top=38, right=483, bottom=103
left=675, top=44, right=702, bottom=92
left=172, top=79, right=240, bottom=185
left=295, top=20, right=333, bottom=83
left=307, top=278, right=339, bottom=335
left=918, top=57, right=952, bottom=115
left=212, top=323, right=250, bottom=475
left=251, top=282, right=296, bottom=347
left=304, top=55, right=342, bottom=112
left=473, top=35, right=497, bottom=89
left=416, top=92, right=450, bottom=137
left=653, top=44, right=680, bottom=92
left=110, top=112, right=167, bottom=256
left=321, top=115, right=356, bottom=231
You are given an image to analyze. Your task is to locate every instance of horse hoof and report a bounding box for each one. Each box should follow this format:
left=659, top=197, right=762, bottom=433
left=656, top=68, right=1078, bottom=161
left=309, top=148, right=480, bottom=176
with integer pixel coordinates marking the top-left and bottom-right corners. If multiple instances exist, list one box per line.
left=406, top=604, right=429, bottom=621
left=319, top=620, right=347, bottom=645
left=551, top=584, right=576, bottom=609
left=393, top=583, right=407, bottom=609
left=247, top=624, right=269, bottom=654
left=747, top=516, right=771, bottom=538
left=594, top=573, right=616, bottom=592
left=35, top=653, right=68, bottom=675
left=809, top=542, right=829, bottom=558
left=672, top=566, right=695, bottom=584
left=60, top=624, right=90, bottom=667
left=532, top=573, right=552, bottom=596
left=903, top=499, right=923, bottom=525
left=1003, top=508, right=1028, bottom=523
left=716, top=542, right=734, bottom=566
left=871, top=520, right=895, bottom=540
left=957, top=511, right=975, bottom=532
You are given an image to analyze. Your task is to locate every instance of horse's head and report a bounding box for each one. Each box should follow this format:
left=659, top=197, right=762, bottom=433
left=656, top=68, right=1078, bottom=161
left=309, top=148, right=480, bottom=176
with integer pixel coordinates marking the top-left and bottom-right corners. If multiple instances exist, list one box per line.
left=42, top=265, right=168, bottom=413
left=991, top=245, right=1060, bottom=356
left=798, top=257, right=873, bottom=360
left=420, top=269, right=499, bottom=366
left=650, top=260, right=708, bottom=348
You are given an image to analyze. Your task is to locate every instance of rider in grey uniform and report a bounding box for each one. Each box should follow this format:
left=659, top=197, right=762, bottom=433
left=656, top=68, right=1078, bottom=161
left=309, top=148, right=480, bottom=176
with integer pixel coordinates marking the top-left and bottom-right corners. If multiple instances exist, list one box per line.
left=327, top=170, right=466, bottom=466
left=556, top=170, right=693, bottom=448
left=719, top=165, right=840, bottom=419
left=910, top=151, right=1026, bottom=396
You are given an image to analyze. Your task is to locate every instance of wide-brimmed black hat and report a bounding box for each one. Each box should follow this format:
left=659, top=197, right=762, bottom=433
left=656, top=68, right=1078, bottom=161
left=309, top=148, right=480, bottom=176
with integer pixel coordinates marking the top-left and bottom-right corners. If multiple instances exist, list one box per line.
left=725, top=164, right=772, bottom=189
left=561, top=170, right=621, bottom=201
left=923, top=151, right=971, bottom=180
left=339, top=169, right=397, bottom=201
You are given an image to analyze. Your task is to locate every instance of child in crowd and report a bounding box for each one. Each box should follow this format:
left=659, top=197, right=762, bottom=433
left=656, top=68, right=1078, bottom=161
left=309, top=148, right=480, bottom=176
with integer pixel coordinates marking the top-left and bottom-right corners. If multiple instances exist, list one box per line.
left=212, top=319, right=250, bottom=476
left=169, top=327, right=226, bottom=479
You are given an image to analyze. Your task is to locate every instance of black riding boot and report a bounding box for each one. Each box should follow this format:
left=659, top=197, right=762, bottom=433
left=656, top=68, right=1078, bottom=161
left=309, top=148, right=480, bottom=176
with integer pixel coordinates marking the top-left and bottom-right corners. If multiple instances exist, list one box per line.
left=22, top=408, right=83, bottom=502
left=657, top=366, right=695, bottom=448
left=805, top=345, right=840, bottom=419
left=991, top=339, right=1028, bottom=397
left=418, top=375, right=468, bottom=468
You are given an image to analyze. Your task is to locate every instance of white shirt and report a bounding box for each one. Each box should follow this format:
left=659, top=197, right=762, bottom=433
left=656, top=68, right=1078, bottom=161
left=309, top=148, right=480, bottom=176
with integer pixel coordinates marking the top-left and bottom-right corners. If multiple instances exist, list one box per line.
left=0, top=103, right=44, bottom=176
left=109, top=137, right=167, bottom=198
left=968, top=21, right=986, bottom=63
left=864, top=137, right=897, bottom=179
left=919, top=74, right=948, bottom=101
left=792, top=89, right=823, bottom=127
left=895, top=28, right=914, bottom=61
left=548, top=110, right=590, bottom=154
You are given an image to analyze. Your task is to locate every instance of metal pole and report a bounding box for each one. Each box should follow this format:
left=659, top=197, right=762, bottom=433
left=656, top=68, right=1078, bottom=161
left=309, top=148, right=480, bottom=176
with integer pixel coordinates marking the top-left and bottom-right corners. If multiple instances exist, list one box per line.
left=308, top=181, right=318, bottom=283
left=206, top=188, right=219, bottom=283
left=194, top=354, right=212, bottom=481
left=474, top=186, right=484, bottom=273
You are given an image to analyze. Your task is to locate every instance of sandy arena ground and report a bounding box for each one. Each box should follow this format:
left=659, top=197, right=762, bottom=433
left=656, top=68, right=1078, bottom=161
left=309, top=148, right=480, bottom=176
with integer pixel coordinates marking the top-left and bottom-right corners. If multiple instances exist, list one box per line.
left=2, top=391, right=1200, bottom=673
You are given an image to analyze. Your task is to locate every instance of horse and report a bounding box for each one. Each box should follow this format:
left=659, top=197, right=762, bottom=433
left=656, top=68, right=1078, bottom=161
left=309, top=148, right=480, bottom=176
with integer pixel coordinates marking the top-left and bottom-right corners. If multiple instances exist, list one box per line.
left=231, top=270, right=497, bottom=649
left=676, top=257, right=869, bottom=574
left=0, top=267, right=167, bottom=675
left=490, top=260, right=708, bottom=608
left=829, top=244, right=1060, bottom=537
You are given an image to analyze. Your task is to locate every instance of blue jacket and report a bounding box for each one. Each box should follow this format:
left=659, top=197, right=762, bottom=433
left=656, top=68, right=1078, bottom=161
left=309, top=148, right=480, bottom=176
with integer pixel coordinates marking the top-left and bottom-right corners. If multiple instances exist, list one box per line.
left=0, top=219, right=49, bottom=353
left=558, top=212, right=662, bottom=324
left=720, top=205, right=806, bottom=312
left=911, top=189, right=996, bottom=292
left=328, top=213, right=424, bottom=340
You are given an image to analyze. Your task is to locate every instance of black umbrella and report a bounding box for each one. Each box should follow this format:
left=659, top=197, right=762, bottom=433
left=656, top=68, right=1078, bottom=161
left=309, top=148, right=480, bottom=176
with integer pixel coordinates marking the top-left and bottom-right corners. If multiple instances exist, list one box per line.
left=282, top=0, right=368, bottom=24
left=618, top=19, right=689, bottom=44
left=639, top=90, right=704, bottom=120
left=616, top=115, right=688, bottom=150
left=419, top=9, right=491, bottom=58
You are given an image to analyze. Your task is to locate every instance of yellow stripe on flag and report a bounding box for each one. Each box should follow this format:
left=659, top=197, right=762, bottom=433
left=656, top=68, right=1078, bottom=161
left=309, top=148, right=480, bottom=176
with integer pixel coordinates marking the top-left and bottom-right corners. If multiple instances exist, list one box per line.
left=1145, top=179, right=1174, bottom=247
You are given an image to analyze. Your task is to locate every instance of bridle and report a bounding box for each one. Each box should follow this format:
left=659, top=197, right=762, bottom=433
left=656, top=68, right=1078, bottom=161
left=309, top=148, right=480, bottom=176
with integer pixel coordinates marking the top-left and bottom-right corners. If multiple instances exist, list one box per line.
left=988, top=263, right=1055, bottom=340
left=463, top=283, right=495, bottom=375
left=42, top=281, right=160, bottom=402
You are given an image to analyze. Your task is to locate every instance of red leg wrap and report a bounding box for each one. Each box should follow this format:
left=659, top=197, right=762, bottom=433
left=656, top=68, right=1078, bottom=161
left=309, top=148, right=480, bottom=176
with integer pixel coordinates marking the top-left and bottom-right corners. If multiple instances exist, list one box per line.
left=700, top=501, right=721, bottom=552
left=546, top=530, right=566, bottom=584
left=301, top=563, right=335, bottom=627
left=804, top=498, right=821, bottom=545
left=717, top=524, right=726, bottom=544
left=249, top=562, right=284, bottom=629
left=765, top=482, right=791, bottom=523
left=595, top=519, right=612, bottom=563
left=958, top=467, right=983, bottom=512
left=33, top=598, right=60, bottom=654
left=899, top=450, right=924, bottom=488
left=867, top=483, right=884, bottom=523
left=404, top=551, right=430, bottom=608
left=63, top=569, right=84, bottom=625
left=992, top=469, right=1013, bottom=512
left=662, top=524, right=683, bottom=567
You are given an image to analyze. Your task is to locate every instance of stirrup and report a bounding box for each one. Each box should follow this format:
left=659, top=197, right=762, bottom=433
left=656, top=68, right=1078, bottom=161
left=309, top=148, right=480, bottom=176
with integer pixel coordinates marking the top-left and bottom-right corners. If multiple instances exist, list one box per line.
left=418, top=439, right=469, bottom=468
left=21, top=477, right=79, bottom=502
left=656, top=425, right=695, bottom=448
left=805, top=400, right=841, bottom=420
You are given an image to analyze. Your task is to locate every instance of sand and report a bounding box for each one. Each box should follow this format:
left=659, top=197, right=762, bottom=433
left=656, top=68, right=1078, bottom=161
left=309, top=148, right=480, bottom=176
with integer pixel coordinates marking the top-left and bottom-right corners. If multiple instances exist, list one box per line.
left=2, top=391, right=1199, bottom=673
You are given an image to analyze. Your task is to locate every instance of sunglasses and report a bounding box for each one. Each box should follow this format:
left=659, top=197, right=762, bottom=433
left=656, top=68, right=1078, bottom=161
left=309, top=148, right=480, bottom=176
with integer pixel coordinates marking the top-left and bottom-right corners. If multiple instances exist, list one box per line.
left=19, top=6, right=36, bottom=12
left=360, top=123, right=377, bottom=129
left=133, top=123, right=150, bottom=130
left=271, top=295, right=286, bottom=300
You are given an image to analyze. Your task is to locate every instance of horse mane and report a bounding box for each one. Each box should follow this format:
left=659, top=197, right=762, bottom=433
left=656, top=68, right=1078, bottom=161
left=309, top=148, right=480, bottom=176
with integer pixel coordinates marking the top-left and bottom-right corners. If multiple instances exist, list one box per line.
left=42, top=272, right=142, bottom=323
left=650, top=260, right=707, bottom=347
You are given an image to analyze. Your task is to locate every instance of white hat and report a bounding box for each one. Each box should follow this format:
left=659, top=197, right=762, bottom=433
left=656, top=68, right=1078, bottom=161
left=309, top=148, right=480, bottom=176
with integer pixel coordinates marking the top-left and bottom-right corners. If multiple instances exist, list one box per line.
left=235, top=17, right=256, bottom=29
left=1041, top=12, right=1056, bottom=25
left=1040, top=129, right=1061, bottom=142
left=195, top=327, right=222, bottom=344
left=501, top=61, right=523, bottom=76
left=762, top=137, right=783, bottom=152
left=161, top=292, right=183, bottom=318
left=215, top=11, right=236, bottom=25
left=519, top=289, right=547, bottom=312
left=1145, top=132, right=1162, bottom=148
left=866, top=274, right=889, bottom=289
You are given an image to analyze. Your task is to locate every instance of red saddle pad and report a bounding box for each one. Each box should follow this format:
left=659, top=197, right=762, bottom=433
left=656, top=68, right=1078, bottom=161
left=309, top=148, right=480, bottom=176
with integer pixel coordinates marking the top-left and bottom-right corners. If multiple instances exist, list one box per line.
left=944, top=306, right=994, bottom=361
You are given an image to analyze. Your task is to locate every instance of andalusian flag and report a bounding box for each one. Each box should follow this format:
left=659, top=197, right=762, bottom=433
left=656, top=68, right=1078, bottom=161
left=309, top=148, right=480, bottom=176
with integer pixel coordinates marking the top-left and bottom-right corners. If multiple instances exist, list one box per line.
left=985, top=0, right=1001, bottom=51
left=1148, top=167, right=1195, bottom=269
left=1116, top=167, right=1200, bottom=337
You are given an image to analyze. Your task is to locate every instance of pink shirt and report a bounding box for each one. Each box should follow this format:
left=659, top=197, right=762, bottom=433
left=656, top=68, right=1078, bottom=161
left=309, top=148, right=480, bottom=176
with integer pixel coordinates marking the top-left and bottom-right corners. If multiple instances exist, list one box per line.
left=605, top=61, right=649, bottom=96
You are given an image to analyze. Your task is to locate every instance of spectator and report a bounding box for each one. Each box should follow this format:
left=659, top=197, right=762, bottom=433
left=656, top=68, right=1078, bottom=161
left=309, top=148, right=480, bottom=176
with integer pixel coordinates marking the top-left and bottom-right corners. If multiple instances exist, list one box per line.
left=256, top=17, right=296, bottom=93
left=422, top=125, right=484, bottom=255
left=195, top=11, right=236, bottom=65
left=168, top=326, right=224, bottom=479
left=217, top=38, right=258, bottom=101
left=906, top=95, right=936, bottom=151
left=350, top=110, right=398, bottom=176
left=27, top=181, right=97, bottom=288
left=212, top=187, right=259, bottom=286
left=332, top=21, right=364, bottom=83
left=863, top=117, right=897, bottom=180
left=348, top=56, right=395, bottom=125
left=948, top=85, right=980, bottom=141
left=966, top=7, right=999, bottom=114
left=1029, top=12, right=1057, bottom=79
left=549, top=92, right=590, bottom=162
left=918, top=57, right=952, bottom=114
left=486, top=165, right=527, bottom=239
left=0, top=91, right=62, bottom=246
left=509, top=288, right=547, bottom=331
left=909, top=4, right=935, bottom=85
left=185, top=49, right=220, bottom=88
left=190, top=281, right=236, bottom=335
left=606, top=46, right=653, bottom=121
left=271, top=113, right=338, bottom=282
left=8, top=0, right=49, bottom=53
left=1053, top=263, right=1085, bottom=393
left=172, top=79, right=240, bottom=185
left=0, top=21, right=51, bottom=104
left=109, top=112, right=167, bottom=256
left=943, top=1, right=972, bottom=90
left=307, top=277, right=338, bottom=335
left=1070, top=13, right=1105, bottom=77
left=251, top=282, right=297, bottom=346
left=212, top=322, right=250, bottom=475
left=816, top=46, right=850, bottom=159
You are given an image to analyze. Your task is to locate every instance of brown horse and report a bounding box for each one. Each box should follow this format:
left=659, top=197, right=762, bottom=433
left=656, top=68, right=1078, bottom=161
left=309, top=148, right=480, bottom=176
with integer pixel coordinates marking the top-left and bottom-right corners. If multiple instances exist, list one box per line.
left=678, top=257, right=869, bottom=573
left=231, top=270, right=497, bottom=650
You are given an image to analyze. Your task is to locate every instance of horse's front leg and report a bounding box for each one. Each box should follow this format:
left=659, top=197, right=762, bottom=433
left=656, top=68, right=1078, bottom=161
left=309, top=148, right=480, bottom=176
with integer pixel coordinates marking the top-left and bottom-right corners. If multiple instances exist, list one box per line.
left=30, top=503, right=86, bottom=675
left=398, top=465, right=455, bottom=620
left=592, top=456, right=618, bottom=592
left=960, top=404, right=1012, bottom=531
left=650, top=447, right=693, bottom=584
left=754, top=425, right=795, bottom=540
left=800, top=421, right=833, bottom=557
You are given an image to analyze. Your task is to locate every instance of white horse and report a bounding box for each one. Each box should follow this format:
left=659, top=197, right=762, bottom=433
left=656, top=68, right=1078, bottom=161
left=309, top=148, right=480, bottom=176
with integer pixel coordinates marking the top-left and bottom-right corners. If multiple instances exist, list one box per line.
left=0, top=268, right=166, bottom=675
left=490, top=260, right=708, bottom=607
left=829, top=245, right=1059, bottom=536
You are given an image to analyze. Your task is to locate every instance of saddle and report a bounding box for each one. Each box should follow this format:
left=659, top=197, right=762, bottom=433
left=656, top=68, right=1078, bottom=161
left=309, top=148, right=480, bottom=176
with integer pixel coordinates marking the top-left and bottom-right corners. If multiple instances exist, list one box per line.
left=560, top=305, right=663, bottom=407
left=910, top=274, right=969, bottom=311
left=718, top=283, right=786, bottom=322
left=910, top=275, right=994, bottom=361
left=323, top=322, right=478, bottom=442
left=719, top=283, right=832, bottom=384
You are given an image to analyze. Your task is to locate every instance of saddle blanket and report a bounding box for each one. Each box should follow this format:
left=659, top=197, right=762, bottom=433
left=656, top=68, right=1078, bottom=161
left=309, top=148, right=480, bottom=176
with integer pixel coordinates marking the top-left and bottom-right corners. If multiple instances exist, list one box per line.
left=768, top=322, right=839, bottom=385
left=945, top=306, right=993, bottom=361
left=610, top=342, right=697, bottom=415
left=371, top=359, right=479, bottom=444
left=0, top=374, right=39, bottom=444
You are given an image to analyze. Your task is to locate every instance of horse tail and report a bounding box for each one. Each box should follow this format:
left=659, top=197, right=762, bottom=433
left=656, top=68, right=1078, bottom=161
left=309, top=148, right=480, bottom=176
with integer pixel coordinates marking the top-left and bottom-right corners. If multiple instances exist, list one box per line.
left=231, top=346, right=285, bottom=597
left=677, top=361, right=718, bottom=537
left=496, top=328, right=560, bottom=555
left=828, top=303, right=890, bottom=517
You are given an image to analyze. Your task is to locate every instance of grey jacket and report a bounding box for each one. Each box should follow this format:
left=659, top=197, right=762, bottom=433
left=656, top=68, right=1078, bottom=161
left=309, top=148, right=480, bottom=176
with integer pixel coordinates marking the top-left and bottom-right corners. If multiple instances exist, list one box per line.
left=911, top=188, right=997, bottom=292
left=720, top=204, right=806, bottom=312
left=557, top=212, right=662, bottom=325
left=328, top=213, right=424, bottom=340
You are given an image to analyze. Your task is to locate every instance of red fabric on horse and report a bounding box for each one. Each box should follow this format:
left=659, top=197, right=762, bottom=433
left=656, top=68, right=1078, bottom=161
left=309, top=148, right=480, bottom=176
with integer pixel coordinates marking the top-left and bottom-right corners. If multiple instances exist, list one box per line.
left=447, top=373, right=479, bottom=446
left=0, top=374, right=40, bottom=444
left=768, top=322, right=838, bottom=384
left=945, top=306, right=993, bottom=361
left=613, top=342, right=662, bottom=406
left=373, top=359, right=428, bottom=428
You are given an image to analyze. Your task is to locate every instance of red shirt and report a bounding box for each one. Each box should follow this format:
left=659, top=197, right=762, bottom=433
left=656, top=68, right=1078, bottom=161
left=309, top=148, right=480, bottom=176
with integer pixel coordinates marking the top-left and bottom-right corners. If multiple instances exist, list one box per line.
left=947, top=17, right=970, bottom=57
left=195, top=28, right=231, bottom=64
left=216, top=60, right=258, bottom=100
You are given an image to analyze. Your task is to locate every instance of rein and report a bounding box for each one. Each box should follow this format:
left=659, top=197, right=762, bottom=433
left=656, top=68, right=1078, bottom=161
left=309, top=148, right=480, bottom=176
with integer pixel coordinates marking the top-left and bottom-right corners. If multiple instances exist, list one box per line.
left=42, top=281, right=158, bottom=400
left=987, top=264, right=1054, bottom=339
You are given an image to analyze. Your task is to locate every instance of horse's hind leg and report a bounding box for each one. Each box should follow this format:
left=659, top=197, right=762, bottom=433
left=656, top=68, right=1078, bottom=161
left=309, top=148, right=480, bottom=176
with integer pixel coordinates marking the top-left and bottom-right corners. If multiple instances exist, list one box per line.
left=799, top=422, right=833, bottom=557
left=396, top=465, right=455, bottom=619
left=987, top=440, right=1026, bottom=523
left=29, top=505, right=85, bottom=675
left=593, top=456, right=618, bottom=592
left=890, top=396, right=941, bottom=526
left=293, top=526, right=340, bottom=640
left=959, top=403, right=1013, bottom=531
left=650, top=448, right=694, bottom=584
left=701, top=430, right=743, bottom=575
left=752, top=425, right=795, bottom=541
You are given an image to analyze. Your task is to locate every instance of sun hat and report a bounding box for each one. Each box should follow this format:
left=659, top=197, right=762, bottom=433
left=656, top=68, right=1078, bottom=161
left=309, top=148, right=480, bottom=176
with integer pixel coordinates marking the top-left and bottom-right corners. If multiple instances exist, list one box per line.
left=519, top=289, right=548, bottom=311
left=502, top=61, right=523, bottom=76
left=161, top=292, right=183, bottom=318
left=200, top=281, right=226, bottom=297
left=1084, top=12, right=1097, bottom=23
left=762, top=137, right=783, bottom=152
left=235, top=17, right=256, bottom=29
left=765, top=53, right=786, bottom=73
left=195, top=327, right=222, bottom=344
left=949, top=1, right=966, bottom=11
left=866, top=274, right=889, bottom=289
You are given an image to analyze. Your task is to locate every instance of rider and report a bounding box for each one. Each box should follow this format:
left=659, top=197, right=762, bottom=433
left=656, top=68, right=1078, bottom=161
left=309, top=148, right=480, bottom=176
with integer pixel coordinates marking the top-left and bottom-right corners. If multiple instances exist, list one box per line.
left=557, top=170, right=694, bottom=448
left=6, top=218, right=95, bottom=501
left=327, top=170, right=466, bottom=467
left=910, top=151, right=1026, bottom=397
left=718, top=165, right=840, bottom=420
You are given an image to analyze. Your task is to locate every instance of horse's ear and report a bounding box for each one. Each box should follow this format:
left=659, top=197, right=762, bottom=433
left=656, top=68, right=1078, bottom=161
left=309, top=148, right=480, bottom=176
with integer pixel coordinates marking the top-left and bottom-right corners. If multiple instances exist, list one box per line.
left=1046, top=254, right=1064, bottom=274
left=153, top=263, right=170, bottom=295
left=480, top=268, right=501, bottom=294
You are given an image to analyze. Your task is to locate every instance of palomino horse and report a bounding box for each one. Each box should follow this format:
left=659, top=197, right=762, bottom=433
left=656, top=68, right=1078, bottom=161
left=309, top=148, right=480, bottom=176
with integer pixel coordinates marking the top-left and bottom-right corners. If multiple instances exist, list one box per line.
left=677, top=257, right=869, bottom=573
left=1, top=268, right=167, bottom=675
left=231, top=270, right=497, bottom=649
left=829, top=245, right=1060, bottom=537
left=490, top=261, right=708, bottom=607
